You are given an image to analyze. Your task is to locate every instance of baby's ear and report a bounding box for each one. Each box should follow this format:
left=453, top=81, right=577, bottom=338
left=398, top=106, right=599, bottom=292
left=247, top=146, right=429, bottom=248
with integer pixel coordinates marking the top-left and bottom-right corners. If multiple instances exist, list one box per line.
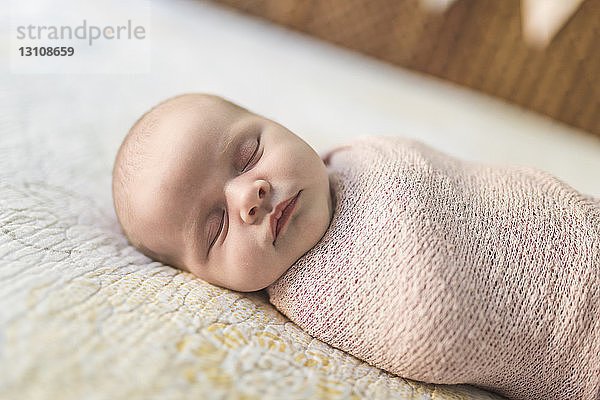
left=321, top=145, right=352, bottom=166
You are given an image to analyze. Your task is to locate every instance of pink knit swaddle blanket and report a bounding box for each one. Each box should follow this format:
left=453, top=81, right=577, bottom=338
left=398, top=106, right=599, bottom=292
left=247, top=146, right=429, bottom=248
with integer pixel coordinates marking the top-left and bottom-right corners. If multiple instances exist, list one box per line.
left=267, top=136, right=600, bottom=400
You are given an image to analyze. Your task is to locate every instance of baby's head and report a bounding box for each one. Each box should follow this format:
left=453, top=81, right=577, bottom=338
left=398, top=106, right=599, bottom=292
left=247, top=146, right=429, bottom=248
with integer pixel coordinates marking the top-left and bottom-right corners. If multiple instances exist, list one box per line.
left=113, top=94, right=333, bottom=291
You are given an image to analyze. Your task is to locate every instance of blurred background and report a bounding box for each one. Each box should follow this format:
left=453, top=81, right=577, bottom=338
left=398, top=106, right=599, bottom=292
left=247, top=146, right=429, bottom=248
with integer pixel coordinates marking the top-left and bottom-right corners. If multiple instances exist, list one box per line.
left=213, top=0, right=600, bottom=138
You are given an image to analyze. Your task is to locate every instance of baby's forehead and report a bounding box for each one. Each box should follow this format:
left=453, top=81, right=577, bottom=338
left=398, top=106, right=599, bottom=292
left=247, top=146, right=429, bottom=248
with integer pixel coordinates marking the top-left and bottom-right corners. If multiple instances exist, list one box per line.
left=135, top=104, right=230, bottom=182
left=150, top=95, right=246, bottom=140
left=131, top=95, right=255, bottom=188
left=158, top=94, right=242, bottom=120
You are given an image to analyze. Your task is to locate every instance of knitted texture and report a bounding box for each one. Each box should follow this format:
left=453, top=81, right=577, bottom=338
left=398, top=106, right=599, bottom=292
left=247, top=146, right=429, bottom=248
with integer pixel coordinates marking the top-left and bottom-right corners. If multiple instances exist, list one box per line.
left=267, top=136, right=600, bottom=400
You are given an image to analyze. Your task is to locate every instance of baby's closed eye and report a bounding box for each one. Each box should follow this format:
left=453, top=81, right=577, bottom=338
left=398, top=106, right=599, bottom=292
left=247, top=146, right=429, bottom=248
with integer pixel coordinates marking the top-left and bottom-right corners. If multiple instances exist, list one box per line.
left=207, top=210, right=225, bottom=252
left=238, top=137, right=261, bottom=172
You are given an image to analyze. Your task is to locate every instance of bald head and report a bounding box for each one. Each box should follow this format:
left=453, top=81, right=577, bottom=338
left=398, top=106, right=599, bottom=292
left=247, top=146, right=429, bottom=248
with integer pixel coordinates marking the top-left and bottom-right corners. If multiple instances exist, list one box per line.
left=112, top=93, right=245, bottom=265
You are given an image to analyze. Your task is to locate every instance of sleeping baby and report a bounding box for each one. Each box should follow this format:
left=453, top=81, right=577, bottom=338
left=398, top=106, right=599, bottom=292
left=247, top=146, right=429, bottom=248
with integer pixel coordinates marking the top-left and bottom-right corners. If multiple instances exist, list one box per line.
left=113, top=93, right=600, bottom=400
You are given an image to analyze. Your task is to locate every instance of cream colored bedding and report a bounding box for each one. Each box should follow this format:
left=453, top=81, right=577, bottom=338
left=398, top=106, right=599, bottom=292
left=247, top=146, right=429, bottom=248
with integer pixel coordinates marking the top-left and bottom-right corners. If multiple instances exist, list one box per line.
left=0, top=180, right=503, bottom=400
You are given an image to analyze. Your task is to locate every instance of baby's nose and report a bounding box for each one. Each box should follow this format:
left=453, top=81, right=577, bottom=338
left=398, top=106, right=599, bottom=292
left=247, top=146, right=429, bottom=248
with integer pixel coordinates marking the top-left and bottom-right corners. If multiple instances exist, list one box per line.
left=240, top=180, right=271, bottom=224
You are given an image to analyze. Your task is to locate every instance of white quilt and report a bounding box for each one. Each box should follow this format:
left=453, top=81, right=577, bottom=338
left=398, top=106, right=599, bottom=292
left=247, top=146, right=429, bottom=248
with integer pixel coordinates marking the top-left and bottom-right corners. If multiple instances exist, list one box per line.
left=1, top=1, right=599, bottom=399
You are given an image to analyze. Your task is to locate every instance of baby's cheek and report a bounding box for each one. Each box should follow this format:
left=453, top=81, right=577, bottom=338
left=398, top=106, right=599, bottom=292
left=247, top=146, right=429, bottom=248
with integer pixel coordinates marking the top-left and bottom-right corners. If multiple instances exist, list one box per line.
left=228, top=235, right=263, bottom=268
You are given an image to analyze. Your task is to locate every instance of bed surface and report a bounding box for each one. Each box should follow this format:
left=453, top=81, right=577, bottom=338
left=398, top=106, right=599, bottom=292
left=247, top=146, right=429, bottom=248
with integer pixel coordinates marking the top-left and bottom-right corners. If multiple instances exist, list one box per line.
left=1, top=1, right=599, bottom=399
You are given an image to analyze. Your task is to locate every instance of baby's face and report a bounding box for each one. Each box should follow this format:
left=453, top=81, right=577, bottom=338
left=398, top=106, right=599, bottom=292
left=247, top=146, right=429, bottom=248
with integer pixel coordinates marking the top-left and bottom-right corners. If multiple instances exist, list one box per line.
left=129, top=95, right=333, bottom=291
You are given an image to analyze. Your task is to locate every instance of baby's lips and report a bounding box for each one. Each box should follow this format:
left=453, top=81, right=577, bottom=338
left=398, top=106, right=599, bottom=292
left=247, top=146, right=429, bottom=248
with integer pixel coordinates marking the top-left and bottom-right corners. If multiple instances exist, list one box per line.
left=270, top=191, right=301, bottom=243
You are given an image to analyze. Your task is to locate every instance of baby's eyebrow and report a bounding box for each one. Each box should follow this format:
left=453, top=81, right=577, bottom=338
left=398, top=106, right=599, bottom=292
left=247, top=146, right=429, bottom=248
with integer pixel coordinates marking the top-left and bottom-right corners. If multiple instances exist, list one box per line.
left=220, top=131, right=236, bottom=157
